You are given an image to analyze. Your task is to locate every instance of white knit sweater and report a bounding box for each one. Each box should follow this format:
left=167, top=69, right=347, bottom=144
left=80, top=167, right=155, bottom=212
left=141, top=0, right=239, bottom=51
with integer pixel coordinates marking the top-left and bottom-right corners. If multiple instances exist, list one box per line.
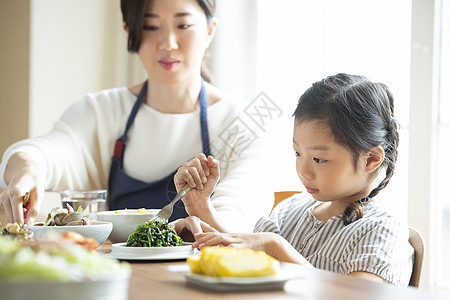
left=0, top=86, right=274, bottom=230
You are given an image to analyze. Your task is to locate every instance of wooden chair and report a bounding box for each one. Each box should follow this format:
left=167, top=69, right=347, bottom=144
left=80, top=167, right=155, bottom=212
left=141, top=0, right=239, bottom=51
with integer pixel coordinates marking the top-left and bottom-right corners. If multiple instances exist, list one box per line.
left=408, top=226, right=425, bottom=287
left=271, top=191, right=300, bottom=214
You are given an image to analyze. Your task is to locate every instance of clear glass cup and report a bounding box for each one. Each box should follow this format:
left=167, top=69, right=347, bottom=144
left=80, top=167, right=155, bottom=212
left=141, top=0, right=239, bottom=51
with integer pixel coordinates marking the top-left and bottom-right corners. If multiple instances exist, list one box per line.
left=60, top=190, right=107, bottom=218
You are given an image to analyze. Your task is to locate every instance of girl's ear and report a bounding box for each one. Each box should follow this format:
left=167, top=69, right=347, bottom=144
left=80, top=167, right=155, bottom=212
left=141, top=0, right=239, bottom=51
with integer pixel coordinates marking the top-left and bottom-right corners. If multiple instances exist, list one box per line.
left=365, top=145, right=385, bottom=173
left=122, top=22, right=128, bottom=34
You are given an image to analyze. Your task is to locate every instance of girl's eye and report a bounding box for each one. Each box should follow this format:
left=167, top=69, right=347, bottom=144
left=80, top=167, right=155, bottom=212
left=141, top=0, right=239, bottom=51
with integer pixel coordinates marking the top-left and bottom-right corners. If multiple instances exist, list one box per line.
left=143, top=25, right=158, bottom=31
left=313, top=157, right=326, bottom=164
left=178, top=24, right=192, bottom=29
left=294, top=151, right=300, bottom=157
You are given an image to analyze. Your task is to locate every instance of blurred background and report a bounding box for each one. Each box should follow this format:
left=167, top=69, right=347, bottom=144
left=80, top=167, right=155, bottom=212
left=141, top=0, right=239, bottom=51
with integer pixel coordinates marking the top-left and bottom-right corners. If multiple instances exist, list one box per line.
left=0, top=0, right=448, bottom=293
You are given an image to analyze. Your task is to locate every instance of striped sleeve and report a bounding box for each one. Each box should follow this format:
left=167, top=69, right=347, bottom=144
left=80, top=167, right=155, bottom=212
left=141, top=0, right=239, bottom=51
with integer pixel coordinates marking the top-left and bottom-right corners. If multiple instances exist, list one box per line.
left=340, top=219, right=414, bottom=287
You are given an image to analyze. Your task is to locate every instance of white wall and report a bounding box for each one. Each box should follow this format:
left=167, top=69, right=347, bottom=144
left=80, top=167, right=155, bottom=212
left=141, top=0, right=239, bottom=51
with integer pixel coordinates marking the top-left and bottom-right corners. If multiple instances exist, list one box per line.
left=26, top=0, right=147, bottom=221
left=29, top=0, right=145, bottom=137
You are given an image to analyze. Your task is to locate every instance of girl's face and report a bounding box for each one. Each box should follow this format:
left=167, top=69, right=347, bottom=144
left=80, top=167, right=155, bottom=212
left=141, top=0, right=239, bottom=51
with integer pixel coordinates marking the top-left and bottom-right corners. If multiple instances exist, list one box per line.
left=293, top=120, right=373, bottom=205
left=137, top=0, right=216, bottom=83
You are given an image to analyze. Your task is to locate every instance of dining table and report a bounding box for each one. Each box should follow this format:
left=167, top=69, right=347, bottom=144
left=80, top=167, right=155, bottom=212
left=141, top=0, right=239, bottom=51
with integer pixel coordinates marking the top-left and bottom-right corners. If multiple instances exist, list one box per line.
left=97, top=241, right=448, bottom=300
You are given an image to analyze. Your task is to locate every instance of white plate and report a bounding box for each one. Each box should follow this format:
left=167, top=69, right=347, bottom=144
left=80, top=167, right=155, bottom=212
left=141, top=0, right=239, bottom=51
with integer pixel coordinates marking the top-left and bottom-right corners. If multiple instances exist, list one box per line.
left=107, top=242, right=193, bottom=260
left=184, top=263, right=297, bottom=292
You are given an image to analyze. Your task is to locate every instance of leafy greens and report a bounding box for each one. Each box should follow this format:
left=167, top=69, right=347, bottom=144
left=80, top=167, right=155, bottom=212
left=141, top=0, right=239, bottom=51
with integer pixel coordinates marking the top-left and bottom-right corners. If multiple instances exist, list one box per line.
left=125, top=220, right=183, bottom=247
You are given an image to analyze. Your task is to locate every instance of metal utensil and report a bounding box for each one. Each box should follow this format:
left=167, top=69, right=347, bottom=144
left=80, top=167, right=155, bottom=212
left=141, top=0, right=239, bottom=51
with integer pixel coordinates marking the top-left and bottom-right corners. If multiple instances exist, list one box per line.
left=152, top=184, right=192, bottom=222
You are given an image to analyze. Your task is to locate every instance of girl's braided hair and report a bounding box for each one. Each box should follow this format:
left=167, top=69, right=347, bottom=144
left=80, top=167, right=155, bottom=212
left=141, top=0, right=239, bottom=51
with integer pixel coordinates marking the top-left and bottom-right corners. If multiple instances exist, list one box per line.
left=293, top=73, right=399, bottom=225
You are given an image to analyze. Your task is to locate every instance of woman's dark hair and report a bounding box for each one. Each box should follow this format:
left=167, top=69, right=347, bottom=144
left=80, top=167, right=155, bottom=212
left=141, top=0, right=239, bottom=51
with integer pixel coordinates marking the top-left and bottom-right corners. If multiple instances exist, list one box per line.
left=120, top=0, right=216, bottom=83
left=293, top=73, right=400, bottom=225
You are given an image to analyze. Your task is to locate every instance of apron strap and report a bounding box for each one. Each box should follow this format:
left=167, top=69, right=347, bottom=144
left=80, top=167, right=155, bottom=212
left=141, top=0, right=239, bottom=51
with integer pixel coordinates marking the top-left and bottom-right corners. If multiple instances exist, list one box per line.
left=113, top=81, right=148, bottom=159
left=122, top=81, right=149, bottom=142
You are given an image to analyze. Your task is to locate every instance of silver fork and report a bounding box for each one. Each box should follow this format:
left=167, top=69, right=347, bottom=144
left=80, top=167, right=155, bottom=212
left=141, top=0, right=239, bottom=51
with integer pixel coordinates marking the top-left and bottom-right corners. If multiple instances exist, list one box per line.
left=151, top=184, right=192, bottom=222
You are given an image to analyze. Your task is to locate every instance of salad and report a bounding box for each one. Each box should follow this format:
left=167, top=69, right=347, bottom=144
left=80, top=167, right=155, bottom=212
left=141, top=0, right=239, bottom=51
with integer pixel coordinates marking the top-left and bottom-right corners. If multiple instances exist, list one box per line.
left=0, top=234, right=129, bottom=281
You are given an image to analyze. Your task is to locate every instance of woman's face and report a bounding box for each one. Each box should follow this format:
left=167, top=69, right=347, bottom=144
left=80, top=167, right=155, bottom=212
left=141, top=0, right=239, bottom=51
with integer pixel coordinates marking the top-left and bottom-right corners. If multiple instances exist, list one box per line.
left=137, top=0, right=216, bottom=84
left=293, top=120, right=372, bottom=205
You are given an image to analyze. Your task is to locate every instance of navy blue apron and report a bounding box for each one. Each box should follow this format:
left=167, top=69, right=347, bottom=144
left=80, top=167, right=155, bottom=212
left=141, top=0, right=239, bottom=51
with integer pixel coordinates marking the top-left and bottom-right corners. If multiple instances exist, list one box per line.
left=108, top=79, right=211, bottom=222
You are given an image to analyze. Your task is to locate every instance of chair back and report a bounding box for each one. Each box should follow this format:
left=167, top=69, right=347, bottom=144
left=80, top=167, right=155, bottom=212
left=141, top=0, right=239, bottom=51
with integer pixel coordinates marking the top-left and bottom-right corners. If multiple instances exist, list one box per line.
left=408, top=226, right=425, bottom=287
left=271, top=191, right=301, bottom=214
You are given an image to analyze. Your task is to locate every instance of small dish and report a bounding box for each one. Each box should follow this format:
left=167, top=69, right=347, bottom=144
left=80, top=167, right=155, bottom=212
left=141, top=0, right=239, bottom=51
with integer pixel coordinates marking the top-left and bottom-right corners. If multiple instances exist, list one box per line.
left=26, top=221, right=112, bottom=245
left=108, top=242, right=193, bottom=260
left=184, top=262, right=299, bottom=292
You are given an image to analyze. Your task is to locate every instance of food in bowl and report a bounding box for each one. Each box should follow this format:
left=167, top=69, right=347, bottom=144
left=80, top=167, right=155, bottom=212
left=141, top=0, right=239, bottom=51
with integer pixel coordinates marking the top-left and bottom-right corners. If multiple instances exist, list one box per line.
left=0, top=223, right=34, bottom=240
left=125, top=219, right=183, bottom=247
left=187, top=246, right=279, bottom=277
left=96, top=208, right=159, bottom=243
left=36, top=205, right=91, bottom=226
left=61, top=231, right=99, bottom=250
left=0, top=233, right=129, bottom=281
left=114, top=208, right=150, bottom=214
left=0, top=231, right=129, bottom=300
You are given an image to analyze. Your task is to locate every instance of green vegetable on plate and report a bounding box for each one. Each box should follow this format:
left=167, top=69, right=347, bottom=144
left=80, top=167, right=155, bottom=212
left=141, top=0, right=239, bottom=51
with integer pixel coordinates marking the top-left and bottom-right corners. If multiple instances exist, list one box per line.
left=125, top=220, right=183, bottom=247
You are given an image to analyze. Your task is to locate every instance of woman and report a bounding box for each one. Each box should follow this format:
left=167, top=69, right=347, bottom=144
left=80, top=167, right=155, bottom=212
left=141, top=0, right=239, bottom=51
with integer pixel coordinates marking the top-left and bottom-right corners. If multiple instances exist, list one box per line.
left=0, top=0, right=272, bottom=232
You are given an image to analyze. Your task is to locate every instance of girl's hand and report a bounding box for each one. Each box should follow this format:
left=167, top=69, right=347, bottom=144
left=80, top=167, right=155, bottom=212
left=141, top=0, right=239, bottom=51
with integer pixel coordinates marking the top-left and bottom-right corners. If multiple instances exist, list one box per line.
left=192, top=232, right=277, bottom=253
left=192, top=231, right=314, bottom=267
left=0, top=152, right=44, bottom=225
left=170, top=216, right=218, bottom=242
left=174, top=153, right=219, bottom=213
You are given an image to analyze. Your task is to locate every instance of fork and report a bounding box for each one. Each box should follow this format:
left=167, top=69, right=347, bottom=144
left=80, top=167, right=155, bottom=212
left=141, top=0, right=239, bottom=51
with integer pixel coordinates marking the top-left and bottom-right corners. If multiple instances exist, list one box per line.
left=152, top=184, right=192, bottom=222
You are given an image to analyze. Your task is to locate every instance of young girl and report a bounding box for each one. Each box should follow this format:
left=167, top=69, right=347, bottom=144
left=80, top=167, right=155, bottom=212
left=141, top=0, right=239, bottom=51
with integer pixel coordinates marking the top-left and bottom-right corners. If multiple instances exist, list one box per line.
left=172, top=73, right=414, bottom=287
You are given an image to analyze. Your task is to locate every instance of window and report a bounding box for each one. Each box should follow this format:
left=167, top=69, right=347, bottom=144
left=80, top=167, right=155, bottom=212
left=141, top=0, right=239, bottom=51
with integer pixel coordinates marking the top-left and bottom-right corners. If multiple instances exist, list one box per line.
left=437, top=0, right=450, bottom=290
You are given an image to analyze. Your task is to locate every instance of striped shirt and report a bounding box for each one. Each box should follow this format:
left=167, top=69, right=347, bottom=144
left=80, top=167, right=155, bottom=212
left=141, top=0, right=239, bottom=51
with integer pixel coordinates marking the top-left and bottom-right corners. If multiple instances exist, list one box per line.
left=254, top=193, right=414, bottom=287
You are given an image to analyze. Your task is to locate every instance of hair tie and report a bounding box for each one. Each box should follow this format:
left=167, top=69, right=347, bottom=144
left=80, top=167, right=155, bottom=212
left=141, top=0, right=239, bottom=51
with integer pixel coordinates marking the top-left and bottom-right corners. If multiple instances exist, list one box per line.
left=357, top=196, right=370, bottom=204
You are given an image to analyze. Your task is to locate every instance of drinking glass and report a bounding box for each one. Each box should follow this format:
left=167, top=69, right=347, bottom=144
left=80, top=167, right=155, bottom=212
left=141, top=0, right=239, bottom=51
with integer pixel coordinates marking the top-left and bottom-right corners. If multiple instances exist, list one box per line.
left=60, top=190, right=107, bottom=217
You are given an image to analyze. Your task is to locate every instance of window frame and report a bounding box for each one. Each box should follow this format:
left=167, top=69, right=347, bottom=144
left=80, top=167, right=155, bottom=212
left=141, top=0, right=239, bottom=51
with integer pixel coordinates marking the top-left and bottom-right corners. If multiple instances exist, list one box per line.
left=408, top=0, right=444, bottom=291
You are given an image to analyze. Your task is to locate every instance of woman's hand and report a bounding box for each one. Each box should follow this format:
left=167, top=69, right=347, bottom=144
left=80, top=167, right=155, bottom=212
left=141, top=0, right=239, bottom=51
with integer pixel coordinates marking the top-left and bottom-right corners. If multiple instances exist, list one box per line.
left=170, top=216, right=218, bottom=242
left=174, top=153, right=219, bottom=214
left=0, top=152, right=44, bottom=225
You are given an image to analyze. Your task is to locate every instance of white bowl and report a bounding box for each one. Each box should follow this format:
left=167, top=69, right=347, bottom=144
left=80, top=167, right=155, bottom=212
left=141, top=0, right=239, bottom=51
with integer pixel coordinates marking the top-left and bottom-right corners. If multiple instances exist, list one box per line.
left=96, top=209, right=159, bottom=243
left=27, top=221, right=113, bottom=245
left=0, top=271, right=129, bottom=300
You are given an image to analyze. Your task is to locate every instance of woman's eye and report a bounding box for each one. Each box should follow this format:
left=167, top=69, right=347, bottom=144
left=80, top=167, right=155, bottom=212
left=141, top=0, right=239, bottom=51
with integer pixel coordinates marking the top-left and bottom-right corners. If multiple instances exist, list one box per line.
left=294, top=151, right=300, bottom=157
left=143, top=25, right=158, bottom=31
left=313, top=157, right=326, bottom=163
